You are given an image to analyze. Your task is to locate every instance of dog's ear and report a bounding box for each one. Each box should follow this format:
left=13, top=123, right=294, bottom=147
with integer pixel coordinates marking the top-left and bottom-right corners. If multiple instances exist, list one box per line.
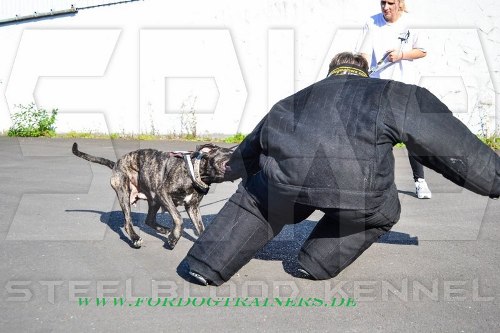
left=200, top=147, right=212, bottom=154
left=196, top=143, right=216, bottom=154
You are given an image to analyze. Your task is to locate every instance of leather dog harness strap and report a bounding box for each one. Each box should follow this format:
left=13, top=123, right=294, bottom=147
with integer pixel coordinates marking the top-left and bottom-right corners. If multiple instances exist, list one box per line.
left=184, top=153, right=210, bottom=194
left=171, top=151, right=210, bottom=194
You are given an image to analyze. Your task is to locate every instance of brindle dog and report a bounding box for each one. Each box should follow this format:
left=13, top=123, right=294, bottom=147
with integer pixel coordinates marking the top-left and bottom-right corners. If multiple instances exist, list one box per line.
left=72, top=142, right=233, bottom=249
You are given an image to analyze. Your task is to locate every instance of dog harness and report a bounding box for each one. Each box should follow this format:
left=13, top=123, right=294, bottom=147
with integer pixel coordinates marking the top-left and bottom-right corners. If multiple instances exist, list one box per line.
left=171, top=151, right=210, bottom=194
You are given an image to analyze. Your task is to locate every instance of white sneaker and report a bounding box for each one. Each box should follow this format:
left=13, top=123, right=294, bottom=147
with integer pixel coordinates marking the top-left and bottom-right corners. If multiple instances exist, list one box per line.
left=415, top=178, right=432, bottom=199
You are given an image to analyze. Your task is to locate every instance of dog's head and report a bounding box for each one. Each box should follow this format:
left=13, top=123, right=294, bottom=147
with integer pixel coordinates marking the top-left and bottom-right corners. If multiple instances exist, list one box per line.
left=194, top=143, right=234, bottom=184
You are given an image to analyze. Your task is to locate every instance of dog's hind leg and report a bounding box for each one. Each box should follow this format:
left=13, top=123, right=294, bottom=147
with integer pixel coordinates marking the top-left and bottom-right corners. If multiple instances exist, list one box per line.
left=111, top=173, right=143, bottom=248
left=157, top=194, right=183, bottom=249
left=185, top=203, right=204, bottom=236
left=145, top=201, right=168, bottom=234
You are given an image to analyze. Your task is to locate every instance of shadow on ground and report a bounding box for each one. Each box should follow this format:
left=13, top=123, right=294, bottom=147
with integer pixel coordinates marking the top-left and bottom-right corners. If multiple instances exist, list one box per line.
left=254, top=221, right=418, bottom=277
left=398, top=189, right=418, bottom=198
left=68, top=209, right=418, bottom=280
left=65, top=209, right=209, bottom=249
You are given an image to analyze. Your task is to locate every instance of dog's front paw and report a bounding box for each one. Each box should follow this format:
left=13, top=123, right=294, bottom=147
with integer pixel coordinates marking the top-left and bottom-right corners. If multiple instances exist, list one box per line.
left=194, top=225, right=205, bottom=237
left=132, top=237, right=143, bottom=249
left=166, top=232, right=179, bottom=250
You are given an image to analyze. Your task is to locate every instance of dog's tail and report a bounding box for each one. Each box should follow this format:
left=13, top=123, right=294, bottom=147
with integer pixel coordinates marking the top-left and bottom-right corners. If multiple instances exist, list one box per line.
left=72, top=142, right=115, bottom=169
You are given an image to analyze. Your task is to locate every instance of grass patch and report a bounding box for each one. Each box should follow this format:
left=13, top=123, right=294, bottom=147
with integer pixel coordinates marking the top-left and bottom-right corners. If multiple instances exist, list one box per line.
left=6, top=120, right=497, bottom=150
left=8, top=104, right=58, bottom=137
left=395, top=136, right=500, bottom=150
left=480, top=136, right=500, bottom=150
left=223, top=133, right=246, bottom=144
left=395, top=142, right=406, bottom=148
left=54, top=131, right=247, bottom=143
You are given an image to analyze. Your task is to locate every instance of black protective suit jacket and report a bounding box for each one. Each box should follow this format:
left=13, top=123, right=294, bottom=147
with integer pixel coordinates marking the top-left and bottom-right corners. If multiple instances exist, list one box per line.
left=228, top=75, right=500, bottom=210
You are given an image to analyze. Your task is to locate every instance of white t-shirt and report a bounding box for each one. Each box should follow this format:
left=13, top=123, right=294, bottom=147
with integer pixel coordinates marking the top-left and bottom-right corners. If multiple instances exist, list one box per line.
left=358, top=12, right=426, bottom=84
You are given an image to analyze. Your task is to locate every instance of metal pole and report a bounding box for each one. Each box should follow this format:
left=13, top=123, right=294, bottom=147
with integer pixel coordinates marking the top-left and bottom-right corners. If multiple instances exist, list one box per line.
left=0, top=6, right=78, bottom=25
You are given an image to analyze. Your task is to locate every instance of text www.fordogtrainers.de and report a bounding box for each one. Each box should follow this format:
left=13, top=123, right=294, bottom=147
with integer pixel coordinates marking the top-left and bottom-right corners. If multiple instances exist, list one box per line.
left=78, top=297, right=358, bottom=307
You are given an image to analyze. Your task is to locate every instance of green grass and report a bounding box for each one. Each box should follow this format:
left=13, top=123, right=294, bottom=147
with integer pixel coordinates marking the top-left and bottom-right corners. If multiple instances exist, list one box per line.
left=480, top=136, right=500, bottom=150
left=52, top=131, right=247, bottom=143
left=395, top=136, right=500, bottom=151
left=8, top=104, right=58, bottom=137
left=4, top=128, right=498, bottom=150
left=223, top=133, right=246, bottom=144
left=395, top=142, right=406, bottom=148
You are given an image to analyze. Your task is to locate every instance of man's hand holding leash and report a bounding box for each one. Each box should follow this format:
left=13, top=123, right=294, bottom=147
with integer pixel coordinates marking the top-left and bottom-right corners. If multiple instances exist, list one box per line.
left=369, top=30, right=410, bottom=75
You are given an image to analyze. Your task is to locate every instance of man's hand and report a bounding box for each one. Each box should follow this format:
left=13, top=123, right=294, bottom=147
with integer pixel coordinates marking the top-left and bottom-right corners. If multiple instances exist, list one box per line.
left=386, top=49, right=404, bottom=62
left=386, top=48, right=427, bottom=62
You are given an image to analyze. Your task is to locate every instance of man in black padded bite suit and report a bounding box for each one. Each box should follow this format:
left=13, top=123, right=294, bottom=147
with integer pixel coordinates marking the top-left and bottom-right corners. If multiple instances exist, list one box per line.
left=184, top=52, right=500, bottom=286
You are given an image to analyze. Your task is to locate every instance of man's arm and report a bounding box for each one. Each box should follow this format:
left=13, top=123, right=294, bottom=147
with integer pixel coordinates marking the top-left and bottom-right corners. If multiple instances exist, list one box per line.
left=401, top=86, right=499, bottom=198
left=387, top=48, right=426, bottom=62
left=388, top=26, right=427, bottom=63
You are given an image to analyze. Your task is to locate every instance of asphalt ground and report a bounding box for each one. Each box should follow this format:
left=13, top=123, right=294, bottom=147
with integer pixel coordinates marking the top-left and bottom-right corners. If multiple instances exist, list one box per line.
left=0, top=137, right=499, bottom=331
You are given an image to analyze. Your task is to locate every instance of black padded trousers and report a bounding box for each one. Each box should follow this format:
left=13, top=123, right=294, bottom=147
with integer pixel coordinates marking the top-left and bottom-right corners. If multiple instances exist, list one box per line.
left=185, top=172, right=401, bottom=285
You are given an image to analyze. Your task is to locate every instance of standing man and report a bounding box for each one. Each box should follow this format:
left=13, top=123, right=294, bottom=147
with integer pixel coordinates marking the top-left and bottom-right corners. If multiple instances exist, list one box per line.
left=358, top=0, right=431, bottom=199
left=184, top=52, right=499, bottom=286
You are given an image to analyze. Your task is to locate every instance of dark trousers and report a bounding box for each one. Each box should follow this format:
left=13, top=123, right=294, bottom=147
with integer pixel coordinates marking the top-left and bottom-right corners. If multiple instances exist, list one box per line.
left=185, top=172, right=401, bottom=285
left=408, top=150, right=425, bottom=181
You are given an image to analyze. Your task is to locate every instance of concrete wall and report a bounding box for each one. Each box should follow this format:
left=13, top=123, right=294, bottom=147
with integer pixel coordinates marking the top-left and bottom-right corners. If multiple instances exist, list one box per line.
left=0, top=0, right=499, bottom=136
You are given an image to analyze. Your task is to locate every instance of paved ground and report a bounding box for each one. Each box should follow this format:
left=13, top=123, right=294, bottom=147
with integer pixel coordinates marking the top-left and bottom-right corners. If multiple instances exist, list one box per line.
left=1, top=137, right=499, bottom=332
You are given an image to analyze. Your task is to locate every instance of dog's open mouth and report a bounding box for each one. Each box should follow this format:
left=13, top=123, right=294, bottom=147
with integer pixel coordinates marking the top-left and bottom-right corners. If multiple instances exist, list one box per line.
left=218, top=159, right=230, bottom=174
left=198, top=158, right=231, bottom=183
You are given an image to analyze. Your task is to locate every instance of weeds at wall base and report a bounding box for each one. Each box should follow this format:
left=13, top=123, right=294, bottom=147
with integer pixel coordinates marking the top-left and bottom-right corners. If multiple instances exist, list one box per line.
left=480, top=136, right=500, bottom=151
left=7, top=104, right=58, bottom=138
left=396, top=136, right=500, bottom=151
left=36, top=131, right=249, bottom=144
left=2, top=129, right=498, bottom=150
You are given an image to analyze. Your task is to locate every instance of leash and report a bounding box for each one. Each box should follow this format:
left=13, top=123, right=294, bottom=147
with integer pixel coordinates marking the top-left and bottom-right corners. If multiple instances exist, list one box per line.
left=368, top=30, right=410, bottom=76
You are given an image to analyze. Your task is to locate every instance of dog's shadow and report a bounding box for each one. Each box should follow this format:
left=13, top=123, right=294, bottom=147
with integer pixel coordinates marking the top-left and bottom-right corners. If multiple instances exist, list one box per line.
left=66, top=209, right=215, bottom=249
